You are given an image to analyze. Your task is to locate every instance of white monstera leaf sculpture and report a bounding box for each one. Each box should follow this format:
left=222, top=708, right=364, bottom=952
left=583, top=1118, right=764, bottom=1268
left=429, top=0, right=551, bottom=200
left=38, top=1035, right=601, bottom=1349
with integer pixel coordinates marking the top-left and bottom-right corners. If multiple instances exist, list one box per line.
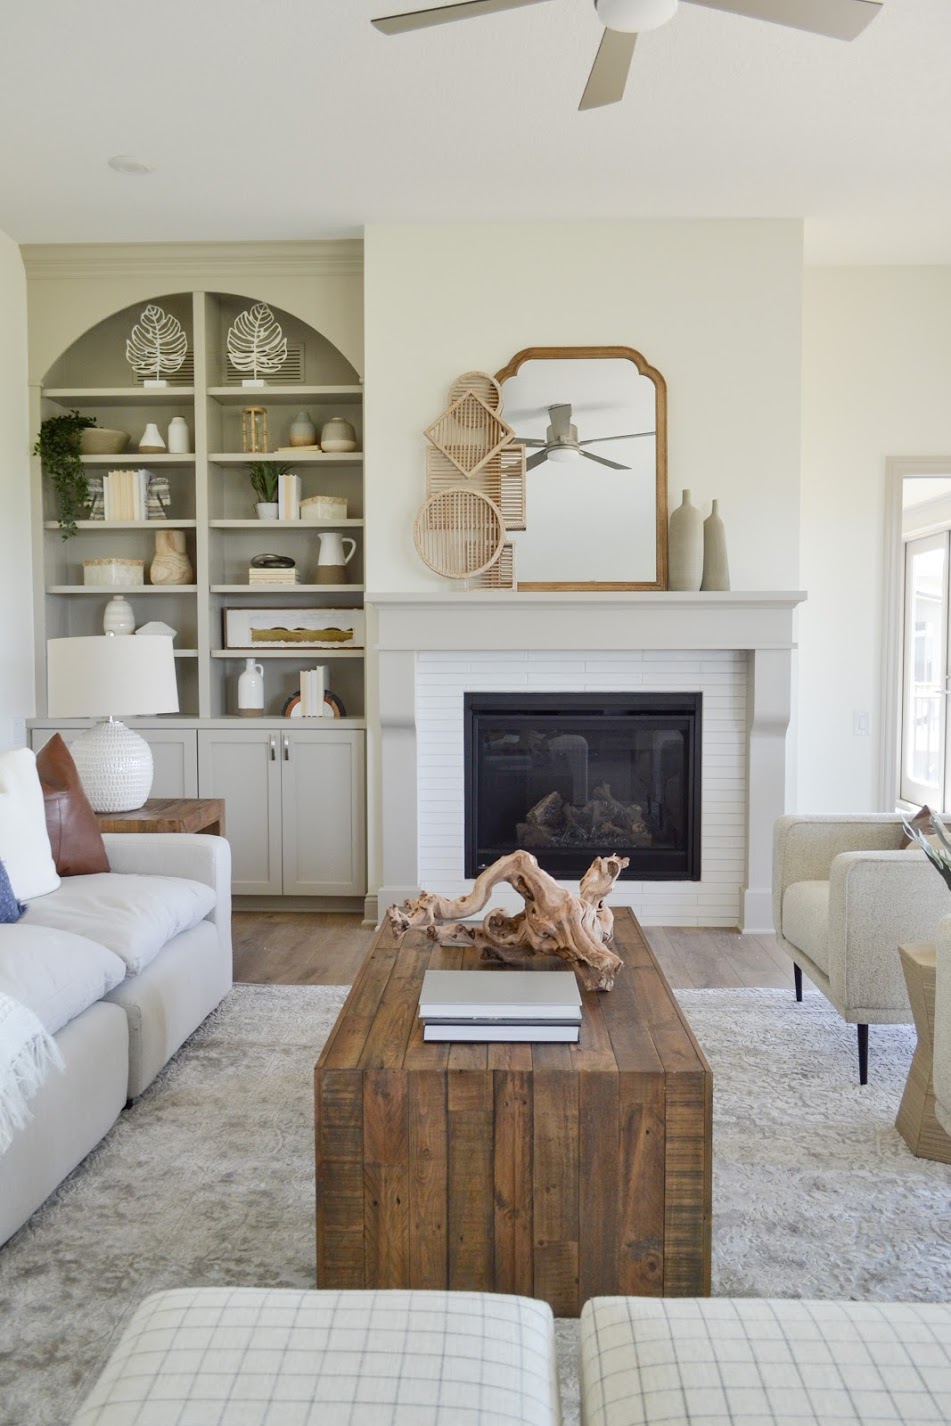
left=226, top=302, right=288, bottom=385
left=125, top=304, right=188, bottom=384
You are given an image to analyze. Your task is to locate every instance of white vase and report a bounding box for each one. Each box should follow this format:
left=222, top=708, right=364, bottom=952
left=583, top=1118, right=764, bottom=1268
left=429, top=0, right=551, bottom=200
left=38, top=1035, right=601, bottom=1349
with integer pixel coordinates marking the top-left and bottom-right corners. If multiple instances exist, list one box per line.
left=256, top=502, right=279, bottom=520
left=319, top=416, right=358, bottom=453
left=667, top=489, right=703, bottom=591
left=237, top=658, right=264, bottom=717
left=139, top=421, right=166, bottom=453
left=102, top=595, right=135, bottom=635
left=167, top=416, right=190, bottom=454
left=701, top=498, right=730, bottom=591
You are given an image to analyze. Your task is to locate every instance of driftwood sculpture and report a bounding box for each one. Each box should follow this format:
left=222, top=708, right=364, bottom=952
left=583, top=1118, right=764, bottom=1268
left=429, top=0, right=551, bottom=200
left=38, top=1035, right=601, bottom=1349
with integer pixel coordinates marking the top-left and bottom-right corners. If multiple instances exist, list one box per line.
left=387, top=849, right=630, bottom=991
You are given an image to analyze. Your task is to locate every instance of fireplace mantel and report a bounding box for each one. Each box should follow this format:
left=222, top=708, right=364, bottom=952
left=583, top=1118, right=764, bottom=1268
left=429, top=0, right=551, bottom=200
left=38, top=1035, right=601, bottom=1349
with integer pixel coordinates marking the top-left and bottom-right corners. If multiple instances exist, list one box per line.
left=368, top=590, right=805, bottom=653
left=367, top=591, right=806, bottom=934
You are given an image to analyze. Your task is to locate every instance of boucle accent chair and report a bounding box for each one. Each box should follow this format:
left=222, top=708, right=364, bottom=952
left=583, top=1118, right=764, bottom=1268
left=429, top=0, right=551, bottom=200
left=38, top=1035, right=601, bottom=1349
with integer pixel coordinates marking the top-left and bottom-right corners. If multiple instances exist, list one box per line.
left=72, top=1287, right=561, bottom=1426
left=579, top=1296, right=951, bottom=1426
left=772, top=814, right=950, bottom=1083
left=936, top=915, right=951, bottom=1138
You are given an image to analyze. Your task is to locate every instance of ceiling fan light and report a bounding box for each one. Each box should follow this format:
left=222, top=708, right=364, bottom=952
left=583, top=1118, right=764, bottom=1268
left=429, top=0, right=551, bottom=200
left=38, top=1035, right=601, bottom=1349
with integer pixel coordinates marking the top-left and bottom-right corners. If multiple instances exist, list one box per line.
left=548, top=446, right=581, bottom=463
left=595, top=0, right=677, bottom=34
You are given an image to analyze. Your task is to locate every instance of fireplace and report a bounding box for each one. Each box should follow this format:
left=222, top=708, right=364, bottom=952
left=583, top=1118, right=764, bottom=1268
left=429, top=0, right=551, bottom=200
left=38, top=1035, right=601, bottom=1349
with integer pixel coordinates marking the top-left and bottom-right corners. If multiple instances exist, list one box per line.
left=464, top=692, right=702, bottom=881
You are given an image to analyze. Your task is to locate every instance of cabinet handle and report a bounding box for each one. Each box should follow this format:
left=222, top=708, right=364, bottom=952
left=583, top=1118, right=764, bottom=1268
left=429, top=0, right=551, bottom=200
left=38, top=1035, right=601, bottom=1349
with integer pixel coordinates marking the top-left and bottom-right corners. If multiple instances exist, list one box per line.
left=269, top=736, right=276, bottom=761
left=283, top=734, right=290, bottom=761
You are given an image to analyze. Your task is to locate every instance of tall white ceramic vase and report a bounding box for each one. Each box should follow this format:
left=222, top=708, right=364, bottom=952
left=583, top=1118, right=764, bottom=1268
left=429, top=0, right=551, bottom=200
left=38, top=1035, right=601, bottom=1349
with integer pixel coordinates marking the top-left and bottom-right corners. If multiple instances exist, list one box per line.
left=701, top=498, right=730, bottom=591
left=668, top=489, right=703, bottom=591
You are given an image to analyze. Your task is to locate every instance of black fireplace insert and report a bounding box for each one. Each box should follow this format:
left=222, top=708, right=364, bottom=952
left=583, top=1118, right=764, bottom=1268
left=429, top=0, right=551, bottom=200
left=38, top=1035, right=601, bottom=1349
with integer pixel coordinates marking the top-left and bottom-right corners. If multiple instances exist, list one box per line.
left=464, top=692, right=701, bottom=881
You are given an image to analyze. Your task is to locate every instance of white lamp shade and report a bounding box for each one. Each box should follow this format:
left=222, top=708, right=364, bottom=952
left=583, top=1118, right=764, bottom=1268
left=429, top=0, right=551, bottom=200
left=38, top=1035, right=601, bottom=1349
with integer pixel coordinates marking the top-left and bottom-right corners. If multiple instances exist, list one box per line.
left=47, top=635, right=179, bottom=718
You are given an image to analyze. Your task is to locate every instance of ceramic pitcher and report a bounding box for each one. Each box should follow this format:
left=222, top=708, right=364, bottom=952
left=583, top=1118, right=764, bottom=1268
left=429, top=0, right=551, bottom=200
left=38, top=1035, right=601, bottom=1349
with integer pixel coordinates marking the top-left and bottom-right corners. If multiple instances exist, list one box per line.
left=316, top=533, right=356, bottom=568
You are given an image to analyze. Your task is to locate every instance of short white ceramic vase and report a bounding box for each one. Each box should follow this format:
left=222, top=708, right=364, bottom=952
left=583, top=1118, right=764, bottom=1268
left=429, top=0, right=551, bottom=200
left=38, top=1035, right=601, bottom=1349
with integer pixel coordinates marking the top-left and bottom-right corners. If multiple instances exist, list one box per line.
left=166, top=416, right=190, bottom=454
left=102, top=595, right=135, bottom=635
left=237, top=658, right=264, bottom=716
left=256, top=502, right=279, bottom=520
left=139, top=421, right=166, bottom=454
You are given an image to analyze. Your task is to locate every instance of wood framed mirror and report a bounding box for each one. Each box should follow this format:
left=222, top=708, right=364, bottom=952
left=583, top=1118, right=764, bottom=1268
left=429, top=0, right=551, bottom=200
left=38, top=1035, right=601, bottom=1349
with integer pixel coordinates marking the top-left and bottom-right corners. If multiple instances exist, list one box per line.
left=495, top=345, right=667, bottom=590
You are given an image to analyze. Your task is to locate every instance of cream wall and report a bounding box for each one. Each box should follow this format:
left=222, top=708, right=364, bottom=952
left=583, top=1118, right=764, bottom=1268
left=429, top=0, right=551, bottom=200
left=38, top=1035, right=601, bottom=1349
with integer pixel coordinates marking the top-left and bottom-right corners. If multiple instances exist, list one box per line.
left=0, top=233, right=31, bottom=750
left=363, top=220, right=804, bottom=593
left=800, top=267, right=951, bottom=811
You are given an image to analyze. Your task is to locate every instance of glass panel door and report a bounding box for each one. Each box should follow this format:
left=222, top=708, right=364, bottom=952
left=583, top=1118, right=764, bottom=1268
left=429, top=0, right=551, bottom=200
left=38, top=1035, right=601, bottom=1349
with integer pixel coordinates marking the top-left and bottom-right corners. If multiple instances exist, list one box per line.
left=901, top=532, right=949, bottom=808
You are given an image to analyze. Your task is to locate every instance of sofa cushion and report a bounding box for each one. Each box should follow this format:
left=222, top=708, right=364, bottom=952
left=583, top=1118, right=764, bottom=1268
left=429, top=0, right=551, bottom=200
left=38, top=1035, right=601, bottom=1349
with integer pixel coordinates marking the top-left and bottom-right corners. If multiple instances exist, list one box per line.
left=0, top=924, right=125, bottom=1034
left=782, top=880, right=830, bottom=974
left=35, top=734, right=109, bottom=877
left=0, top=748, right=60, bottom=902
left=0, top=859, right=25, bottom=923
left=23, top=873, right=216, bottom=976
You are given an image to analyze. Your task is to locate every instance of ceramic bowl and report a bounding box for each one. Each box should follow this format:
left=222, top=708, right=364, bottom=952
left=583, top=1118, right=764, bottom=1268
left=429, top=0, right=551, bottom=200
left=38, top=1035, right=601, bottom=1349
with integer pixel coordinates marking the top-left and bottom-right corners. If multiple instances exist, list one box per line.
left=80, top=427, right=129, bottom=455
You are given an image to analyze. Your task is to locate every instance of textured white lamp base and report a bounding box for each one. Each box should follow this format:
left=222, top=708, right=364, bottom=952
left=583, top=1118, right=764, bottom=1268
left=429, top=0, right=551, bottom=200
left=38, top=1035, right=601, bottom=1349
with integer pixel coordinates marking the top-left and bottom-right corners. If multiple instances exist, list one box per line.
left=71, top=718, right=154, bottom=812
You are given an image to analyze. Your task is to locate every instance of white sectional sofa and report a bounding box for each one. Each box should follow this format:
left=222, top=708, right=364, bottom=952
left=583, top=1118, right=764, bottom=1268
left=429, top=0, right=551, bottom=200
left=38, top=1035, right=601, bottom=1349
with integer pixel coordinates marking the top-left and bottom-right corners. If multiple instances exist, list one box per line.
left=0, top=831, right=232, bottom=1247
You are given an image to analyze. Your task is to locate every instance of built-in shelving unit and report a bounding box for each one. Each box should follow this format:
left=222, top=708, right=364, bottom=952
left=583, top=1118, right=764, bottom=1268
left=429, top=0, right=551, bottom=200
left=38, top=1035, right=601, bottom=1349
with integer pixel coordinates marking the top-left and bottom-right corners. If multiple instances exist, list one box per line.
left=33, top=289, right=365, bottom=724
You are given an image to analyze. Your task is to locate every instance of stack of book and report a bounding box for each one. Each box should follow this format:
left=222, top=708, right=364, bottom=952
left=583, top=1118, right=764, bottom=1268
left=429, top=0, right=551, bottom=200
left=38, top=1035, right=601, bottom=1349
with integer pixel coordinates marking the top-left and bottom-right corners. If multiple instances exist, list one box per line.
left=248, top=564, right=299, bottom=585
left=103, top=468, right=150, bottom=521
left=418, top=969, right=582, bottom=1042
left=278, top=472, right=301, bottom=520
left=300, top=666, right=327, bottom=716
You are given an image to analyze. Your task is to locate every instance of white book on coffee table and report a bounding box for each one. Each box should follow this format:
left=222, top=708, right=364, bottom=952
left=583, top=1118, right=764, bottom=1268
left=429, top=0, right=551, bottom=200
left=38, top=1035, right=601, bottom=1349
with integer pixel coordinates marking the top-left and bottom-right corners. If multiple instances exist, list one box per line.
left=423, top=1021, right=580, bottom=1042
left=419, top=969, right=582, bottom=1023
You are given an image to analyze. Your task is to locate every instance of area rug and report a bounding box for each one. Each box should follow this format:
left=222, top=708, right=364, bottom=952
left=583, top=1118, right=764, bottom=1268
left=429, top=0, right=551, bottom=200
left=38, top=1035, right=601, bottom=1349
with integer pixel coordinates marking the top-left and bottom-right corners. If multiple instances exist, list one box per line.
left=1, top=984, right=950, bottom=1426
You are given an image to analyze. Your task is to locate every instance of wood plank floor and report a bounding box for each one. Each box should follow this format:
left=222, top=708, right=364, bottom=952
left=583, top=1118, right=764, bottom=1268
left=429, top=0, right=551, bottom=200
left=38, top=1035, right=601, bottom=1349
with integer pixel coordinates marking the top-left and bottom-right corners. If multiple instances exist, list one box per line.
left=232, top=911, right=791, bottom=991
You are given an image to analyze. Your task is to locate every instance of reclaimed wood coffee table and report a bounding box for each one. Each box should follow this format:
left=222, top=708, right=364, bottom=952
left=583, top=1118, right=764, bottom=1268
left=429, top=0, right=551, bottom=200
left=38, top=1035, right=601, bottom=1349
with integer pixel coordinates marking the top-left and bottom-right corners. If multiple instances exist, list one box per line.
left=314, top=908, right=711, bottom=1316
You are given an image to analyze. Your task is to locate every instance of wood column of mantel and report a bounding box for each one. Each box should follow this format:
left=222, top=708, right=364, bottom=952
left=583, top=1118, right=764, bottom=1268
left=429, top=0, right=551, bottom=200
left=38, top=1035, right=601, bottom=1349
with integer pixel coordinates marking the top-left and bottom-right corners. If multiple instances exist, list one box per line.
left=370, top=591, right=806, bottom=933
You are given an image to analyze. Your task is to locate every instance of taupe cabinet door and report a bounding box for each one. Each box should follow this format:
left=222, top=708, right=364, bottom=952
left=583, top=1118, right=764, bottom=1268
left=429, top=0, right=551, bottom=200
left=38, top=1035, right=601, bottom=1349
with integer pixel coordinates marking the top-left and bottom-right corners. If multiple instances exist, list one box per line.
left=197, top=729, right=282, bottom=895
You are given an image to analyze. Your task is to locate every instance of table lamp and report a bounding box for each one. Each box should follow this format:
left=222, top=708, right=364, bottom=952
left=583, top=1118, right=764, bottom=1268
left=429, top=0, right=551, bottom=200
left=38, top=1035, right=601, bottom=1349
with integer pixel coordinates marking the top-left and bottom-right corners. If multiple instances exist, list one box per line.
left=46, top=635, right=179, bottom=812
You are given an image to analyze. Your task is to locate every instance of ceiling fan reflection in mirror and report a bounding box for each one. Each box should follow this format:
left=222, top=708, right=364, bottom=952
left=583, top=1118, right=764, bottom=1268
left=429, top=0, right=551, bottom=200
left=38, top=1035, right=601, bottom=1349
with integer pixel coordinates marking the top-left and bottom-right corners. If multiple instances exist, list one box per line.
left=371, top=0, right=883, bottom=110
left=516, top=401, right=654, bottom=470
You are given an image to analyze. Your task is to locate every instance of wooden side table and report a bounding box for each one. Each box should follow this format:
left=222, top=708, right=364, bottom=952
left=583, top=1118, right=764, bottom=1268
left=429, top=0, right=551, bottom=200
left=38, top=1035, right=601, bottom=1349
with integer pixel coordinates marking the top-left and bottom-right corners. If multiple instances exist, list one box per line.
left=895, top=941, right=951, bottom=1163
left=95, top=797, right=225, bottom=837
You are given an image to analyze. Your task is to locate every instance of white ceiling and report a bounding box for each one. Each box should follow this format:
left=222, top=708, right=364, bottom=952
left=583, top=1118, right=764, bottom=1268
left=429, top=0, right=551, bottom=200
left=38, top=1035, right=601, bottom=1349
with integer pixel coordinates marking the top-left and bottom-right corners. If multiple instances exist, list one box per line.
left=2, top=0, right=949, bottom=263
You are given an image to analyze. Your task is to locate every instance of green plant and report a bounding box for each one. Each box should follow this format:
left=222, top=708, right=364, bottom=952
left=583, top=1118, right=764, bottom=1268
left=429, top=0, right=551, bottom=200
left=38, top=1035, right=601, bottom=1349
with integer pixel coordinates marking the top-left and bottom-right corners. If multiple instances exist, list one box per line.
left=246, top=460, right=293, bottom=506
left=34, top=410, right=97, bottom=538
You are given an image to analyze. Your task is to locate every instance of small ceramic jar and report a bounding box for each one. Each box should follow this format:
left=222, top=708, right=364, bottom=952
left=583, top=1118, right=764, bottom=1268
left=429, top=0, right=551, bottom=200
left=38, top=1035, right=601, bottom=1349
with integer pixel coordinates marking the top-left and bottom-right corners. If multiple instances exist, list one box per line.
left=319, top=416, right=358, bottom=453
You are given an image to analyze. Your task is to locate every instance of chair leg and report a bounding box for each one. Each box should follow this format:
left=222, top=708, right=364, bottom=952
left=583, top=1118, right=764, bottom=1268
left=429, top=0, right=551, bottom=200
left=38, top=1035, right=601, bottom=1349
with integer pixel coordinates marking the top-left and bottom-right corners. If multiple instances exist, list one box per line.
left=793, top=964, right=803, bottom=1002
left=857, top=1023, right=869, bottom=1085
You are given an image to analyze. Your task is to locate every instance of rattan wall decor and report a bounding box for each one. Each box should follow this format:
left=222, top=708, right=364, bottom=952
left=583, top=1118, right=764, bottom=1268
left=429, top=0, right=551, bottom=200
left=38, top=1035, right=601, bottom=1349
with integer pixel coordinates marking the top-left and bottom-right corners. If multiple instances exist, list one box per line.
left=414, top=370, right=524, bottom=589
left=413, top=488, right=506, bottom=579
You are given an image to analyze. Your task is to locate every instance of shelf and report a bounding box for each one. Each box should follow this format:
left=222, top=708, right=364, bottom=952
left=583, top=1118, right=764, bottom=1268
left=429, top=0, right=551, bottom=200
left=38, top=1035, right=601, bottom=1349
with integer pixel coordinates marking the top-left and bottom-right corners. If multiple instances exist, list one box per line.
left=47, top=585, right=199, bottom=594
left=80, top=453, right=196, bottom=465
left=209, top=452, right=362, bottom=465
left=211, top=648, right=364, bottom=660
left=174, top=650, right=199, bottom=658
left=45, top=520, right=197, bottom=530
left=209, top=518, right=363, bottom=529
left=211, top=584, right=363, bottom=594
left=207, top=385, right=362, bottom=406
left=44, top=388, right=195, bottom=406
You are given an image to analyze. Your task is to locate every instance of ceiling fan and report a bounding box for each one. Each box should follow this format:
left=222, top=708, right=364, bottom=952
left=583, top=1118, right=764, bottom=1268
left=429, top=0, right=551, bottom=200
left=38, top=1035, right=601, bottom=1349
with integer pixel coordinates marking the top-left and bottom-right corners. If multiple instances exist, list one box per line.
left=516, top=402, right=653, bottom=470
left=371, top=0, right=883, bottom=110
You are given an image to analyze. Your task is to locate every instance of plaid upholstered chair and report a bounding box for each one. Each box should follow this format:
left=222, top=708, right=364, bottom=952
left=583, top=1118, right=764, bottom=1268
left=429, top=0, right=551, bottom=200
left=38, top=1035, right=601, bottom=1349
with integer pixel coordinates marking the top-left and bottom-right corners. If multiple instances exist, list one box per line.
left=772, top=814, right=950, bottom=1083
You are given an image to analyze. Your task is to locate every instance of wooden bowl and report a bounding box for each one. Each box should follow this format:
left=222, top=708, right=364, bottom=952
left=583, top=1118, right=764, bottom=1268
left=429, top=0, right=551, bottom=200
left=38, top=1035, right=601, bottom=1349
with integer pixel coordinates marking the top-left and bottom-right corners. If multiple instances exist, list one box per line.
left=80, top=427, right=129, bottom=455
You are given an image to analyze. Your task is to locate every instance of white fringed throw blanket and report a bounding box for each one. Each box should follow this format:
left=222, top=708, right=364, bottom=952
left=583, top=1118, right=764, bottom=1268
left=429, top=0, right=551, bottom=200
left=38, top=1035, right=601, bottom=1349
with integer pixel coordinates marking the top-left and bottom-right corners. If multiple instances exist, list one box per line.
left=0, top=992, right=64, bottom=1153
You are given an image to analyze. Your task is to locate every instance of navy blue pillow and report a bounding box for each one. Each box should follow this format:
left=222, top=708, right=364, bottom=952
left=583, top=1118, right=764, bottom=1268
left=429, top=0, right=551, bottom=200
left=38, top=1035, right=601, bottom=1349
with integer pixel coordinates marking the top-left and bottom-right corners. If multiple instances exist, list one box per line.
left=0, top=858, right=25, bottom=923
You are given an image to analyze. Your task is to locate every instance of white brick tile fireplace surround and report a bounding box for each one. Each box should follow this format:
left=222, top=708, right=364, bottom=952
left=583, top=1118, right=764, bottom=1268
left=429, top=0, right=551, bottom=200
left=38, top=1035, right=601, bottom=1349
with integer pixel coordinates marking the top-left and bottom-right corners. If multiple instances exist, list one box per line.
left=371, top=591, right=805, bottom=932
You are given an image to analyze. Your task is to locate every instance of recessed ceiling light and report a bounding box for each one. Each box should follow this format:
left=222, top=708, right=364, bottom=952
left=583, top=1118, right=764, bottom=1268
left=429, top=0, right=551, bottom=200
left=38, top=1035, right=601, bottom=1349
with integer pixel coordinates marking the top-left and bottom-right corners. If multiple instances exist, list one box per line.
left=107, top=155, right=155, bottom=175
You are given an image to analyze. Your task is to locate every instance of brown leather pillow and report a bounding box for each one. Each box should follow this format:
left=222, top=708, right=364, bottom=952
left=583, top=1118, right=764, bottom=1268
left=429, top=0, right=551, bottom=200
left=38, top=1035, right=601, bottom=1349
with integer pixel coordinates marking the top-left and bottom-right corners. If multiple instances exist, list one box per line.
left=35, top=734, right=110, bottom=877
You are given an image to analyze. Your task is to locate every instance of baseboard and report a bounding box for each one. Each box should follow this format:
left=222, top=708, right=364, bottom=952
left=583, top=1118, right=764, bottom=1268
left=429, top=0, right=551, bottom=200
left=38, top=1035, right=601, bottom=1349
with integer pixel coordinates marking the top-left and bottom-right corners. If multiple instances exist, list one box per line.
left=362, top=893, right=378, bottom=926
left=741, top=886, right=774, bottom=935
left=232, top=895, right=366, bottom=914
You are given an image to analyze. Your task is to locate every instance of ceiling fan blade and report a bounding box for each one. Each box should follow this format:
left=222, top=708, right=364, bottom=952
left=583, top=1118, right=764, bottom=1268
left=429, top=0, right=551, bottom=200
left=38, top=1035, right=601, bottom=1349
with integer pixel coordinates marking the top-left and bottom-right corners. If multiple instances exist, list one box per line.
left=547, top=403, right=572, bottom=441
left=372, top=0, right=552, bottom=35
left=682, top=0, right=882, bottom=41
left=580, top=450, right=630, bottom=471
left=579, top=27, right=637, bottom=111
left=578, top=431, right=656, bottom=445
left=515, top=437, right=547, bottom=447
left=525, top=449, right=551, bottom=471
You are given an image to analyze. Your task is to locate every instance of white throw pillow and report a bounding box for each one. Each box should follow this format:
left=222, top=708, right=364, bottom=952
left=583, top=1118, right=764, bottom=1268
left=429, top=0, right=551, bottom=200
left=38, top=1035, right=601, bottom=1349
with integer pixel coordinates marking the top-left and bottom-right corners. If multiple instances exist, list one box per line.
left=0, top=748, right=60, bottom=901
left=23, top=873, right=216, bottom=976
left=0, top=924, right=126, bottom=1034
